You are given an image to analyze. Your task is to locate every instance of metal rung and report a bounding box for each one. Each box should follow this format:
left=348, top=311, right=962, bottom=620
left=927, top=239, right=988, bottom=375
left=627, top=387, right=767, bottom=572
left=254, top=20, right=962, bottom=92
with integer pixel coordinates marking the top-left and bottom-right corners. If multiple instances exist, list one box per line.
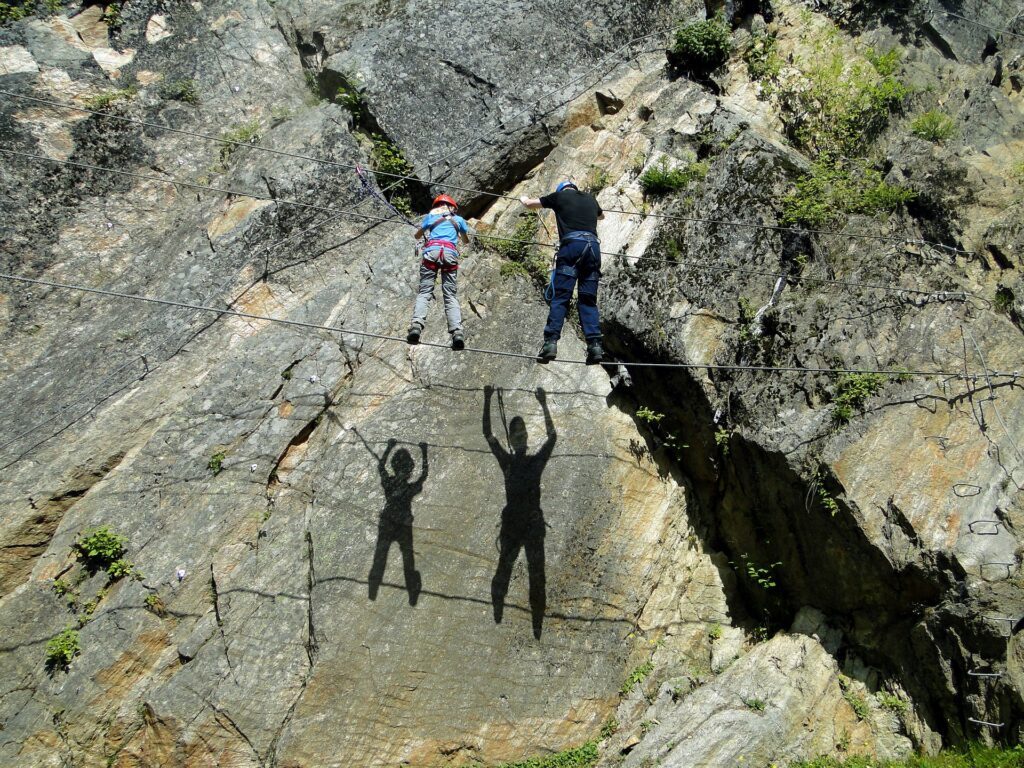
left=968, top=718, right=1004, bottom=728
left=979, top=561, right=1017, bottom=580
left=954, top=484, right=983, bottom=497
left=968, top=520, right=1004, bottom=534
left=968, top=670, right=1003, bottom=678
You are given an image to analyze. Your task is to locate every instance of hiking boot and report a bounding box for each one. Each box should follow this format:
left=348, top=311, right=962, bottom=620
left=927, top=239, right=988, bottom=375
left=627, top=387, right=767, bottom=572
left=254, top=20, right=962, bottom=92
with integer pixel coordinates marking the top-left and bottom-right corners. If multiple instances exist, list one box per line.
left=537, top=339, right=557, bottom=363
left=585, top=339, right=604, bottom=365
left=451, top=331, right=465, bottom=351
left=406, top=323, right=422, bottom=345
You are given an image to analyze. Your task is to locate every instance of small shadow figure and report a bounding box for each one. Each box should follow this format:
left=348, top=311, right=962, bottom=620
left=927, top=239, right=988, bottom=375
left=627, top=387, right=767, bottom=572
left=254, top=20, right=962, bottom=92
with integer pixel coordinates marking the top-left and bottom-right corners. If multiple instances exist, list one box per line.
left=483, top=385, right=556, bottom=639
left=355, top=430, right=428, bottom=606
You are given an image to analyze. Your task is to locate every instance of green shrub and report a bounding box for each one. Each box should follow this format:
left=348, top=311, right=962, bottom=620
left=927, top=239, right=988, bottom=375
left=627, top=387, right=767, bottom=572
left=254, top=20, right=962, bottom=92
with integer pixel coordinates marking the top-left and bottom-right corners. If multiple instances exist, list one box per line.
left=490, top=212, right=549, bottom=287
left=74, top=527, right=127, bottom=572
left=668, top=17, right=733, bottom=77
left=778, top=45, right=910, bottom=158
left=911, top=110, right=957, bottom=142
left=84, top=87, right=137, bottom=112
left=993, top=286, right=1014, bottom=314
left=639, top=157, right=708, bottom=196
left=599, top=717, right=618, bottom=739
left=714, top=427, right=731, bottom=456
left=213, top=120, right=260, bottom=171
left=744, top=697, right=767, bottom=711
left=745, top=30, right=782, bottom=87
left=793, top=745, right=1024, bottom=767
left=106, top=558, right=134, bottom=580
left=497, top=741, right=599, bottom=768
left=877, top=691, right=908, bottom=714
left=45, top=628, right=79, bottom=670
left=636, top=406, right=665, bottom=426
left=370, top=135, right=414, bottom=215
left=102, top=2, right=121, bottom=29
left=621, top=660, right=655, bottom=696
left=708, top=623, right=723, bottom=641
left=0, top=0, right=61, bottom=24
left=831, top=372, right=886, bottom=425
left=159, top=79, right=200, bottom=105
left=144, top=592, right=167, bottom=616
left=782, top=161, right=915, bottom=229
left=208, top=451, right=226, bottom=475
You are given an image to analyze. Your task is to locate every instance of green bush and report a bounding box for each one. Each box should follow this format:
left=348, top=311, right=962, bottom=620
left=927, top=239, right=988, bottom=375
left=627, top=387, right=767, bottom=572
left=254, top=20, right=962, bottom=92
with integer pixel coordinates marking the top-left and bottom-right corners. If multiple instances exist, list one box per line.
left=497, top=741, right=599, bottom=768
left=790, top=744, right=1024, bottom=767
left=213, top=120, right=260, bottom=171
left=782, top=161, right=915, bottom=229
left=0, top=0, right=61, bottom=25
left=620, top=660, right=654, bottom=696
left=208, top=451, right=226, bottom=475
left=370, top=135, right=414, bottom=215
left=994, top=286, right=1015, bottom=314
left=84, top=87, right=137, bottom=112
left=911, top=110, right=957, bottom=142
left=74, top=527, right=127, bottom=571
left=668, top=17, right=733, bottom=77
left=779, top=47, right=910, bottom=158
left=491, top=212, right=549, bottom=287
left=745, top=30, right=782, bottom=86
left=639, top=157, right=708, bottom=196
left=159, top=79, right=200, bottom=105
left=831, top=372, right=886, bottom=425
left=45, top=628, right=79, bottom=670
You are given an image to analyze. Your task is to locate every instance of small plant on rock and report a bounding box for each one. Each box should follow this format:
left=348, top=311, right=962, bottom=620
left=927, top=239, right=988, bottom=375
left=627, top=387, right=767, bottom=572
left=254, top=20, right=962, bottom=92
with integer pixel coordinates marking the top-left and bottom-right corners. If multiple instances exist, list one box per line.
left=744, top=697, right=767, bottom=712
left=74, top=527, right=127, bottom=573
left=144, top=592, right=167, bottom=617
left=159, top=79, right=200, bottom=105
left=639, top=157, right=708, bottom=196
left=620, top=660, right=655, bottom=696
left=876, top=691, right=907, bottom=714
left=911, top=110, right=957, bottom=142
left=84, top=87, right=137, bottom=112
left=599, top=717, right=618, bottom=739
left=492, top=212, right=549, bottom=287
left=102, top=2, right=122, bottom=29
left=831, top=372, right=886, bottom=425
left=208, top=451, right=226, bottom=475
left=668, top=17, right=733, bottom=77
left=994, top=286, right=1015, bottom=315
left=214, top=120, right=261, bottom=171
left=496, top=740, right=599, bottom=768
left=714, top=427, right=731, bottom=456
left=45, top=628, right=80, bottom=671
left=708, top=623, right=723, bottom=642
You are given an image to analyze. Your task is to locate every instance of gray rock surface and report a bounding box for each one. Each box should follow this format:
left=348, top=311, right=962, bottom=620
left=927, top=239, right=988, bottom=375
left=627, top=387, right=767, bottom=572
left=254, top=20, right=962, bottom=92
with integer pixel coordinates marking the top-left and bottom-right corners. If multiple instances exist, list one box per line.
left=0, top=0, right=1022, bottom=765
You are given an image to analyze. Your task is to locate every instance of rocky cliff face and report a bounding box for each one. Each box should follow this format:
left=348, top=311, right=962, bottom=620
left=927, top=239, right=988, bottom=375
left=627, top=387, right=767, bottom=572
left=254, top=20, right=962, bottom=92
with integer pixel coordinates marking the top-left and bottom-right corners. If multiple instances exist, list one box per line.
left=0, top=0, right=1022, bottom=766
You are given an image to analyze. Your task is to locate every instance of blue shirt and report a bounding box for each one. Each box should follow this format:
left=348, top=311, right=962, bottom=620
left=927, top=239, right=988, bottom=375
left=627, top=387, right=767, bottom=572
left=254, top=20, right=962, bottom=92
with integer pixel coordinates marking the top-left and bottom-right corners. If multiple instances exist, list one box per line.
left=421, top=213, right=469, bottom=246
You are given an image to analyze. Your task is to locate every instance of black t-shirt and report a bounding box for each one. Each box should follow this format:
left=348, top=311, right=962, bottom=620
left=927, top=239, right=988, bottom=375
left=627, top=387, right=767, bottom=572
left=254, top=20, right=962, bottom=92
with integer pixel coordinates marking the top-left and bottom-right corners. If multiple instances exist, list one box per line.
left=539, top=189, right=602, bottom=240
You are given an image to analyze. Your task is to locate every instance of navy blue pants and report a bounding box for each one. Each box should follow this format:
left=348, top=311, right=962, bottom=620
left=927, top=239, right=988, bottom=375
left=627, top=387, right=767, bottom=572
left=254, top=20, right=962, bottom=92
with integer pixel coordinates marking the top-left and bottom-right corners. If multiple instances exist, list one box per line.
left=544, top=236, right=601, bottom=341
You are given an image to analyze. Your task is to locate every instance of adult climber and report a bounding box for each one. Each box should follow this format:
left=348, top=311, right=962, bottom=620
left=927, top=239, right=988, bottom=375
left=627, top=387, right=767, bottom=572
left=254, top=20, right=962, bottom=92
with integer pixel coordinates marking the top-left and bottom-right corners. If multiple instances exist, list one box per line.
left=408, top=193, right=472, bottom=350
left=519, top=180, right=604, bottom=364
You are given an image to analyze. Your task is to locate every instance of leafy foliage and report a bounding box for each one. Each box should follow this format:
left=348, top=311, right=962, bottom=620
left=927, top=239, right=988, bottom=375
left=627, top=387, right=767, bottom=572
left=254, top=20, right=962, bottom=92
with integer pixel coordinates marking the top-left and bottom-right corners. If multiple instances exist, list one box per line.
left=493, top=212, right=548, bottom=286
left=778, top=45, right=910, bottom=158
left=911, top=110, right=957, bottom=142
left=159, top=79, right=200, bottom=105
left=214, top=121, right=261, bottom=171
left=639, top=157, right=708, bottom=196
left=993, top=286, right=1014, bottom=314
left=1, top=0, right=61, bottom=25
left=735, top=554, right=780, bottom=589
left=497, top=742, right=599, bottom=768
left=831, top=372, right=886, bottom=425
left=208, top=451, right=226, bottom=475
left=744, top=697, right=767, bottom=711
left=668, top=17, right=733, bottom=77
left=877, top=691, right=908, bottom=714
left=782, top=161, right=915, bottom=229
left=370, top=135, right=414, bottom=216
left=45, top=628, right=80, bottom=670
left=620, top=660, right=654, bottom=696
left=84, top=88, right=137, bottom=112
left=745, top=30, right=782, bottom=90
left=790, top=745, right=1024, bottom=767
left=74, top=527, right=127, bottom=572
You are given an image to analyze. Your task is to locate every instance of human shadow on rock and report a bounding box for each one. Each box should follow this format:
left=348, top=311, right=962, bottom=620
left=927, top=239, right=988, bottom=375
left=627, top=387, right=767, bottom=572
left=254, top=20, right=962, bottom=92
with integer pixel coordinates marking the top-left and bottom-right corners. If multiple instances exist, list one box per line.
left=483, top=385, right=556, bottom=639
left=356, top=430, right=427, bottom=606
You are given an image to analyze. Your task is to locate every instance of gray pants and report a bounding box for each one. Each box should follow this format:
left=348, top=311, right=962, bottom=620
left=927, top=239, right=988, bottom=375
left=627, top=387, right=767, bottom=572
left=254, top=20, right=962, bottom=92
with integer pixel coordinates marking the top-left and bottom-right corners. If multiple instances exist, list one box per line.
left=411, top=264, right=462, bottom=333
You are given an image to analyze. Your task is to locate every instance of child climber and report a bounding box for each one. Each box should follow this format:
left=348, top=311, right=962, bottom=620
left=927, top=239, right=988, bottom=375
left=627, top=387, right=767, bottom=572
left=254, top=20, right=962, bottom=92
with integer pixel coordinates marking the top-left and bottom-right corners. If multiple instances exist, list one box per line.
left=407, top=194, right=472, bottom=350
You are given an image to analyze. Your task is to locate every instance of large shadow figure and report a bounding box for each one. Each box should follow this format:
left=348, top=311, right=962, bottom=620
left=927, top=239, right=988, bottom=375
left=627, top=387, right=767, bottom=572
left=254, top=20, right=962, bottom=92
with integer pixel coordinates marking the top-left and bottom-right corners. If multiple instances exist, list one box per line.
left=356, top=431, right=428, bottom=606
left=483, top=385, right=556, bottom=639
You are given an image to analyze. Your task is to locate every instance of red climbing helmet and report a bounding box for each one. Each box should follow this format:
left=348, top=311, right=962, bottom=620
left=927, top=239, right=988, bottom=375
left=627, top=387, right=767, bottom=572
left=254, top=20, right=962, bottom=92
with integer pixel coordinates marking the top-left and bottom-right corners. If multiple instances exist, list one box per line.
left=432, top=193, right=458, bottom=210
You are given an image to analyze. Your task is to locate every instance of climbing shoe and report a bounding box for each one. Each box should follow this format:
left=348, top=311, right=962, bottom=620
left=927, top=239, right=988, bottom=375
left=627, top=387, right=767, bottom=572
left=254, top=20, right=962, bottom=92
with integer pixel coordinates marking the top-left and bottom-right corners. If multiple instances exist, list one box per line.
left=406, top=324, right=422, bottom=345
left=537, top=339, right=557, bottom=363
left=585, top=339, right=604, bottom=365
left=451, top=331, right=465, bottom=351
